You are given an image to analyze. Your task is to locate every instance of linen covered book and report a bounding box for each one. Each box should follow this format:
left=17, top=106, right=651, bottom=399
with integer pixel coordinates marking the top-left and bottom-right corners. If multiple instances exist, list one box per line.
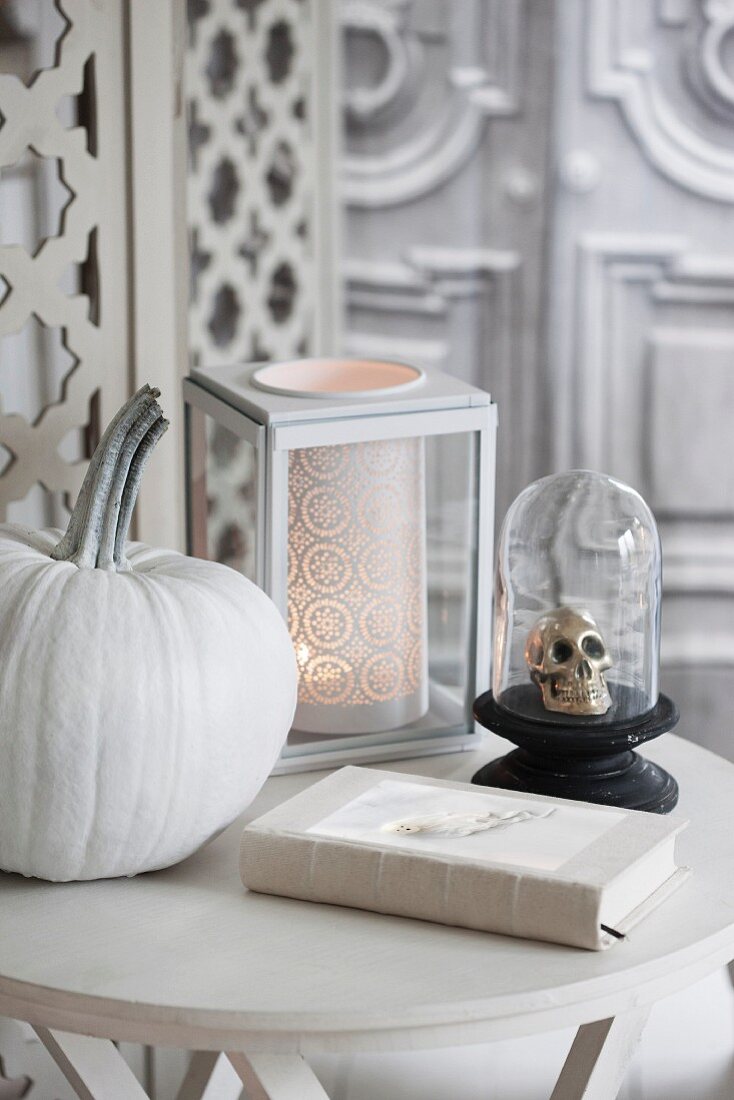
left=239, top=766, right=690, bottom=951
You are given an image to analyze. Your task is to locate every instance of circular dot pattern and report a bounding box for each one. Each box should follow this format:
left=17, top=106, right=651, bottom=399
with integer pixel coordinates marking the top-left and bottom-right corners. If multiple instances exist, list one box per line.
left=288, top=438, right=426, bottom=712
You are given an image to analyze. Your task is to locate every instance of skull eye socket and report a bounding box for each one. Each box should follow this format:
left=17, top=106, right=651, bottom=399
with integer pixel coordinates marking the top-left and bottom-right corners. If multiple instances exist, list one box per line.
left=550, top=639, right=573, bottom=664
left=582, top=634, right=605, bottom=659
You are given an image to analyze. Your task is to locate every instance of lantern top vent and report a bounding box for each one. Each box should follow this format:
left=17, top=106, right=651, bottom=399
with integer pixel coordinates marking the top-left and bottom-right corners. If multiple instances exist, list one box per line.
left=190, top=359, right=490, bottom=426
left=252, top=358, right=424, bottom=398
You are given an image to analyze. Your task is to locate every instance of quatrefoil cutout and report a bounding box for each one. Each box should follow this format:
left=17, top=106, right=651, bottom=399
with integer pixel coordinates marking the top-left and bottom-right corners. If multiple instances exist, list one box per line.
left=0, top=151, right=74, bottom=258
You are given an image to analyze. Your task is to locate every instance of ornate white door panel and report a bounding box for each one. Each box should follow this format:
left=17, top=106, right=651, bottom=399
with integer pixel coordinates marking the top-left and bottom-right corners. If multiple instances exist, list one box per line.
left=547, top=0, right=734, bottom=728
left=341, top=0, right=555, bottom=522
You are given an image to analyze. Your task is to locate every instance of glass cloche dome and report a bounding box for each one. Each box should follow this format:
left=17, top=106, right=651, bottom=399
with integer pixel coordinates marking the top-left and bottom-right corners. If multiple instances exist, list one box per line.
left=492, top=470, right=662, bottom=726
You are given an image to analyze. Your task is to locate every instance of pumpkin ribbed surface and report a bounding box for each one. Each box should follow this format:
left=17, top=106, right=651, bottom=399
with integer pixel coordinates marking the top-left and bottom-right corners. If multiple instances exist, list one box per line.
left=0, top=526, right=297, bottom=881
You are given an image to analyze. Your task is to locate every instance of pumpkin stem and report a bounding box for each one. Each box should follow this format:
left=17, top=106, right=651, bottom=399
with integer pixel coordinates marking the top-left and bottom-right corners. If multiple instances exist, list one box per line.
left=113, top=416, right=169, bottom=569
left=51, top=386, right=167, bottom=571
left=52, top=385, right=152, bottom=563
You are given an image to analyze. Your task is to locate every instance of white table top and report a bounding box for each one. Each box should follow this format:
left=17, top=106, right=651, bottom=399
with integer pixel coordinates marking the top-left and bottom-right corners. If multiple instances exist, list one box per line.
left=0, top=731, right=731, bottom=1055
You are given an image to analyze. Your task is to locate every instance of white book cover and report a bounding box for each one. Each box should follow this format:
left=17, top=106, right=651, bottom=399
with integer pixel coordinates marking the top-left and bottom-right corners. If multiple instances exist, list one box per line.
left=307, top=779, right=626, bottom=871
left=240, top=767, right=690, bottom=951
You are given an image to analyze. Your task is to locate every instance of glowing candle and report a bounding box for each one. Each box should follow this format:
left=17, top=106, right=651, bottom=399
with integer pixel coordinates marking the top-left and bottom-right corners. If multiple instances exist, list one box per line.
left=288, top=435, right=428, bottom=734
left=251, top=358, right=429, bottom=735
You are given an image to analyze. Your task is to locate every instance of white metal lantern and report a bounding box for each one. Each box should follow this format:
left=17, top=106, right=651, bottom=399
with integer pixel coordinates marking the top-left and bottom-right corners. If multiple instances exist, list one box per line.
left=184, top=358, right=496, bottom=772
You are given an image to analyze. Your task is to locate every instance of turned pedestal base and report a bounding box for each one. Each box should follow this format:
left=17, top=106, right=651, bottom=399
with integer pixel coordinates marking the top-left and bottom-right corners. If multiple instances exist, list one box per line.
left=472, top=690, right=679, bottom=814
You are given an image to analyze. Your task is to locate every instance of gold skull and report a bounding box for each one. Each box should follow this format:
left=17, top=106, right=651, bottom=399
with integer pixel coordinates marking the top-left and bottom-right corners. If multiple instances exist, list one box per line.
left=525, top=607, right=612, bottom=716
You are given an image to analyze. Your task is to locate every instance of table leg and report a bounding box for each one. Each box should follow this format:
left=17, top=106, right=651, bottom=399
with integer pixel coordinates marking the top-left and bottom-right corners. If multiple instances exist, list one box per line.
left=176, top=1052, right=243, bottom=1099
left=549, top=1009, right=650, bottom=1100
left=34, top=1028, right=150, bottom=1100
left=0, top=1053, right=31, bottom=1099
left=227, top=1052, right=330, bottom=1100
left=30, top=1029, right=327, bottom=1100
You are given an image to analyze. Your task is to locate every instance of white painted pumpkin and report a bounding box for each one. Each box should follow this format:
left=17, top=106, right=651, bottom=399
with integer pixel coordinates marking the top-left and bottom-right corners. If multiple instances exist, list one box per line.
left=0, top=387, right=297, bottom=881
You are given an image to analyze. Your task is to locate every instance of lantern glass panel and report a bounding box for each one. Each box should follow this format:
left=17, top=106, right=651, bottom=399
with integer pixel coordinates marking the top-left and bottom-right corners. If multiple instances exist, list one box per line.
left=425, top=432, right=478, bottom=714
left=282, top=430, right=480, bottom=756
left=186, top=405, right=259, bottom=584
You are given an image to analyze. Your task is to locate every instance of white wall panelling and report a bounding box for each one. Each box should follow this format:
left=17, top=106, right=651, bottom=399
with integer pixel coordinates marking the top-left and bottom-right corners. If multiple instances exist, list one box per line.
left=341, top=0, right=734, bottom=694
left=549, top=1, right=734, bottom=701
left=341, top=0, right=556, bottom=524
left=342, top=0, right=522, bottom=209
left=587, top=0, right=734, bottom=203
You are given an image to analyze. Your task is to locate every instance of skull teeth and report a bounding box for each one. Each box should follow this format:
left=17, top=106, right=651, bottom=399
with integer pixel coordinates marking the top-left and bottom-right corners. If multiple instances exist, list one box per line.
left=553, top=687, right=608, bottom=702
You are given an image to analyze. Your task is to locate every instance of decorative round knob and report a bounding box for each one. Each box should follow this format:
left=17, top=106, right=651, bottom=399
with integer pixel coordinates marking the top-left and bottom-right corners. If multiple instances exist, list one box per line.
left=504, top=168, right=538, bottom=205
left=561, top=150, right=601, bottom=193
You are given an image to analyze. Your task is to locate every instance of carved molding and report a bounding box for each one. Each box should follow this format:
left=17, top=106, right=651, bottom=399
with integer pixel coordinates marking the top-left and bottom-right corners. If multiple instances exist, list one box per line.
left=345, top=246, right=519, bottom=382
left=571, top=233, right=686, bottom=471
left=663, top=526, right=734, bottom=593
left=342, top=0, right=416, bottom=123
left=656, top=0, right=690, bottom=27
left=587, top=0, right=734, bottom=202
left=570, top=235, right=734, bottom=673
left=343, top=0, right=523, bottom=208
left=572, top=232, right=734, bottom=475
left=648, top=327, right=734, bottom=517
left=662, top=640, right=734, bottom=665
left=688, top=2, right=734, bottom=121
left=571, top=234, right=734, bottom=614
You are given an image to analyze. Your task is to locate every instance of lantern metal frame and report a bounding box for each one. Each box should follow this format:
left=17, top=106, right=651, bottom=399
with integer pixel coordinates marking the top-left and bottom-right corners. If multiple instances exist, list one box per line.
left=183, top=362, right=497, bottom=773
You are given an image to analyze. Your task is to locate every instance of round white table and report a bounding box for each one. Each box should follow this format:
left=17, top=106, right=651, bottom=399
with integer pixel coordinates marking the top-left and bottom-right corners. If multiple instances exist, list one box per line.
left=0, top=732, right=732, bottom=1100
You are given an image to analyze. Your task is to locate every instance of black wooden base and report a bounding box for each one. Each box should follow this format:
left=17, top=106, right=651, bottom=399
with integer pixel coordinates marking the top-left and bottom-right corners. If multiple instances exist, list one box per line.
left=472, top=690, right=679, bottom=814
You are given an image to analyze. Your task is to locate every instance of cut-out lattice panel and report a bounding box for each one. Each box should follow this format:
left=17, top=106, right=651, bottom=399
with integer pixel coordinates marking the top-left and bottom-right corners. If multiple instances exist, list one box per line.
left=0, top=0, right=130, bottom=523
left=187, top=0, right=319, bottom=367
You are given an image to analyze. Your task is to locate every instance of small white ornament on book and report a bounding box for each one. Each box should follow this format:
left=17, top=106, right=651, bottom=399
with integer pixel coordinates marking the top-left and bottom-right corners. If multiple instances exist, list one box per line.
left=381, top=807, right=555, bottom=838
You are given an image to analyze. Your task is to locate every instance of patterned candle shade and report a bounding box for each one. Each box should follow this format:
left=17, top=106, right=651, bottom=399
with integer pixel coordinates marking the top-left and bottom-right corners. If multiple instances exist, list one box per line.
left=289, top=437, right=427, bottom=734
left=184, top=359, right=496, bottom=772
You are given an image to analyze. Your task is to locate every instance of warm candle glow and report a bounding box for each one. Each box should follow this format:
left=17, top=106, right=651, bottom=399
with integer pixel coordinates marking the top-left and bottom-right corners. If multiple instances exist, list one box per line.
left=288, top=437, right=428, bottom=735
left=253, top=358, right=424, bottom=398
